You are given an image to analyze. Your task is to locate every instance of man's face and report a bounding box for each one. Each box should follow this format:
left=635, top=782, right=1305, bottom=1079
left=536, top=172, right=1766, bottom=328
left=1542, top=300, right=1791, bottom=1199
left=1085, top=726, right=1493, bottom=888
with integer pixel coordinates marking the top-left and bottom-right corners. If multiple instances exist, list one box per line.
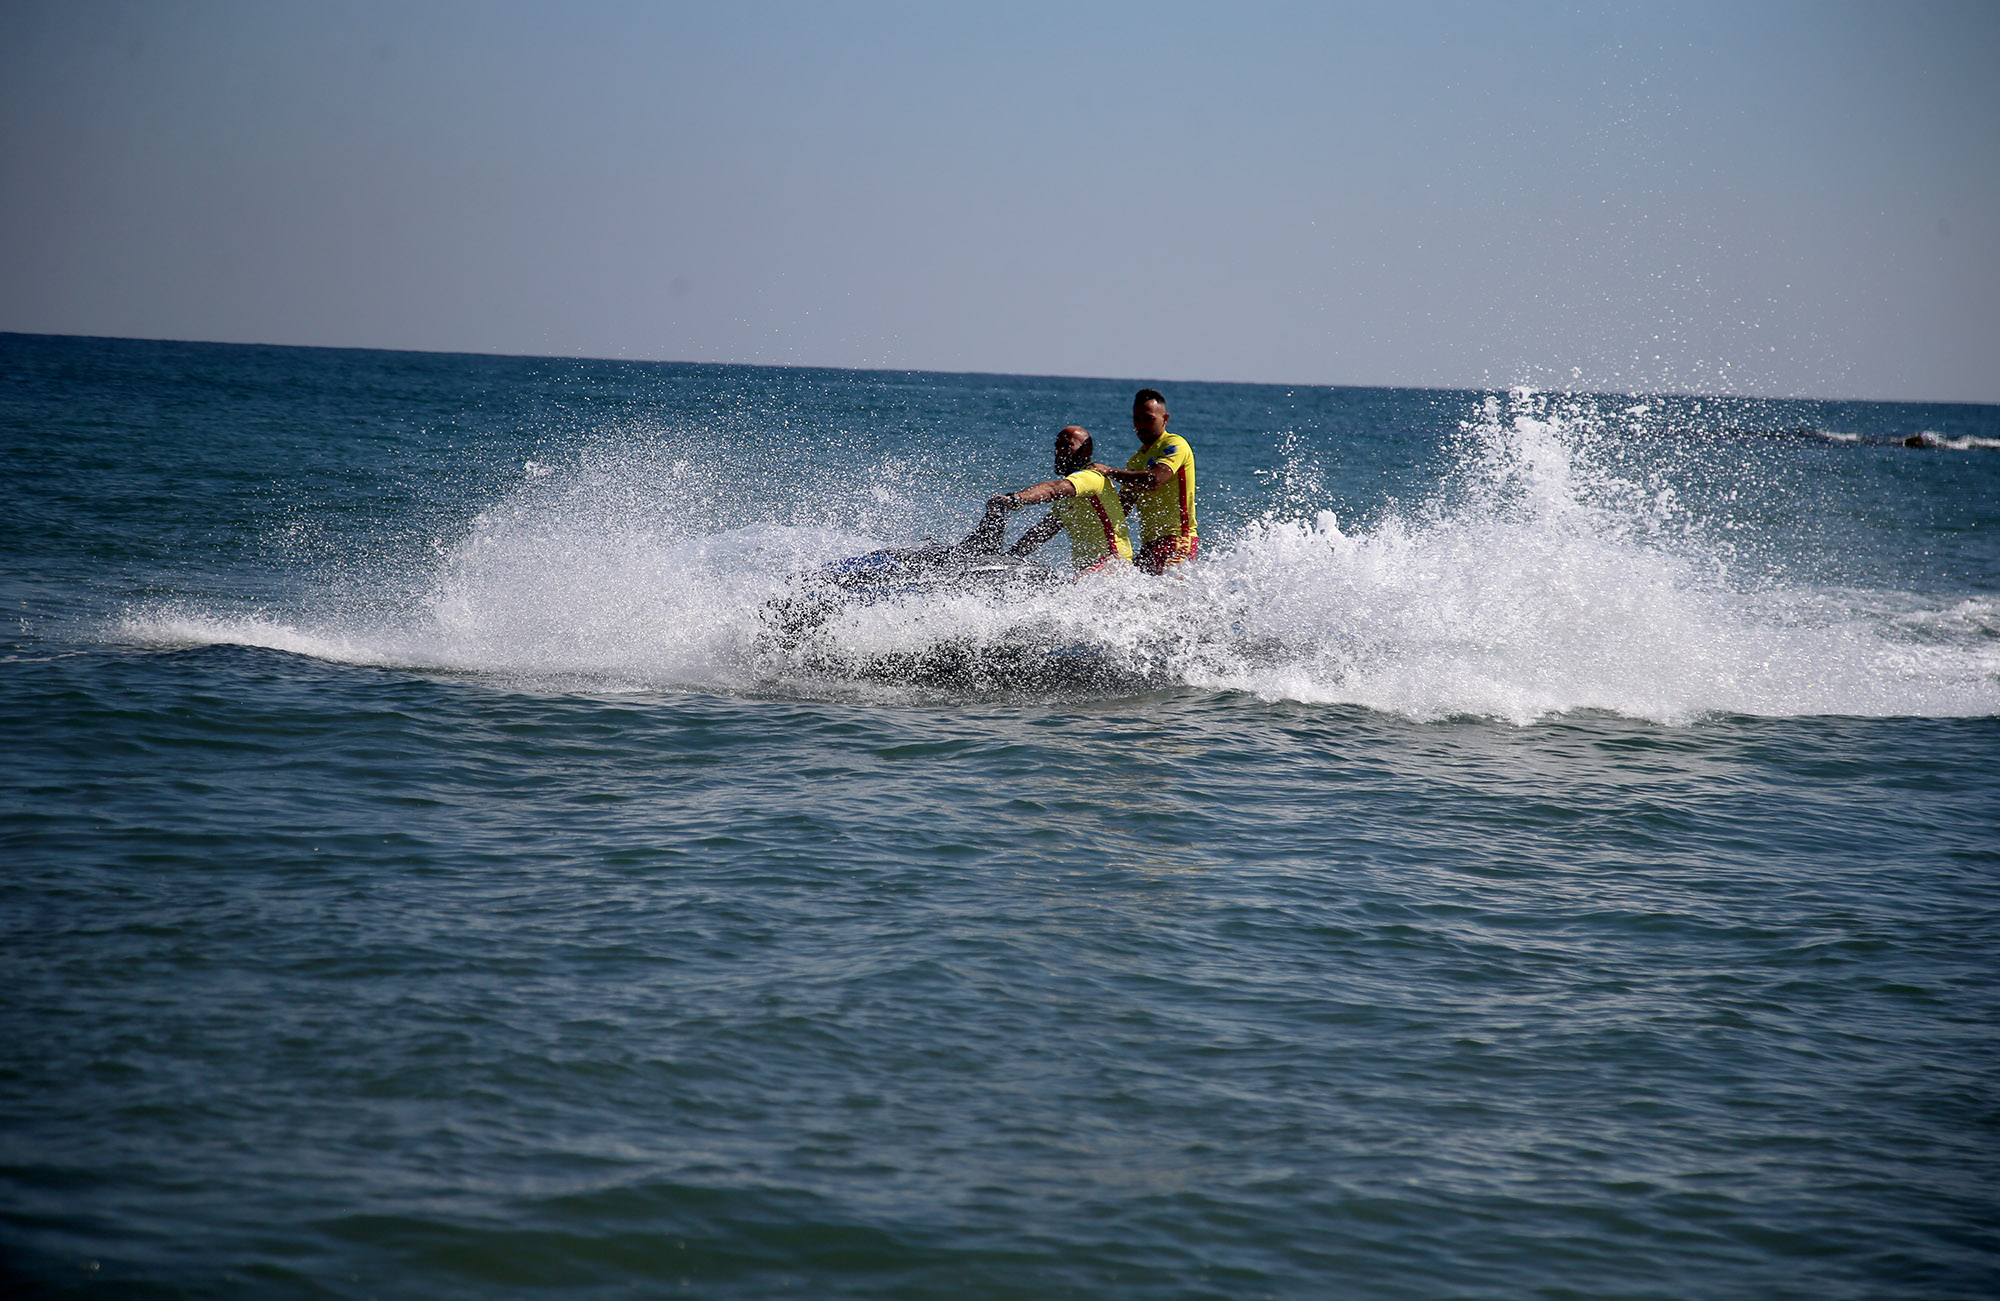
left=1055, top=427, right=1091, bottom=471
left=1132, top=400, right=1168, bottom=442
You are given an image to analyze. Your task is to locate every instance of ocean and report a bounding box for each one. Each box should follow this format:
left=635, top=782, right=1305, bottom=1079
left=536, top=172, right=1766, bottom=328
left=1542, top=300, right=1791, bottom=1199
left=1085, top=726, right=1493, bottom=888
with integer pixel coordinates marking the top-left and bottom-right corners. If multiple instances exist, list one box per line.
left=2, top=332, right=1996, bottom=1299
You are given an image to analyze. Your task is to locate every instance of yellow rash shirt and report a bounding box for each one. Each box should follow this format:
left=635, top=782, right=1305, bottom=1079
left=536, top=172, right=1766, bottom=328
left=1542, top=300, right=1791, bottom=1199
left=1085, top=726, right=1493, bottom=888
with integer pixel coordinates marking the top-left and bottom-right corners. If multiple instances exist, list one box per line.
left=1124, top=432, right=1196, bottom=548
left=1050, top=468, right=1133, bottom=571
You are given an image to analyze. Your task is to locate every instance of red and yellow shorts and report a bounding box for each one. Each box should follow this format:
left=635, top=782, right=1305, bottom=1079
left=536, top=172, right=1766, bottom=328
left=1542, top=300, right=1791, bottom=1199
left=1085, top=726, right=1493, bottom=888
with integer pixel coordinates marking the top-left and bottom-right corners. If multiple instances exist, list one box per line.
left=1135, top=534, right=1198, bottom=575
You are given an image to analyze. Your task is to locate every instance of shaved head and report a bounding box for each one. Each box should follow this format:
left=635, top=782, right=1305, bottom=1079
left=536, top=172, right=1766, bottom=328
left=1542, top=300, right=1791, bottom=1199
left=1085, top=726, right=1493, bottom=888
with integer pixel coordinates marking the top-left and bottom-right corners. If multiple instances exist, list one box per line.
left=1055, top=424, right=1093, bottom=473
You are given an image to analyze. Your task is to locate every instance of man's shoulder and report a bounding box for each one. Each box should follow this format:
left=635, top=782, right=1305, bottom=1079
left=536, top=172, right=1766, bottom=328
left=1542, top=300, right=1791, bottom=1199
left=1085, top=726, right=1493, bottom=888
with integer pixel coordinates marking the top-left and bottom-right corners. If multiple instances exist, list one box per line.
left=1066, top=467, right=1112, bottom=494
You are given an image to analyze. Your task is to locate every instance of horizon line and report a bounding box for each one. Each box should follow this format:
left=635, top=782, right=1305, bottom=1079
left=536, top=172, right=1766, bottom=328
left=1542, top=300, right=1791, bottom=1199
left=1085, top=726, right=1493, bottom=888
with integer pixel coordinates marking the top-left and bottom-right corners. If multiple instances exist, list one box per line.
left=4, top=329, right=1993, bottom=411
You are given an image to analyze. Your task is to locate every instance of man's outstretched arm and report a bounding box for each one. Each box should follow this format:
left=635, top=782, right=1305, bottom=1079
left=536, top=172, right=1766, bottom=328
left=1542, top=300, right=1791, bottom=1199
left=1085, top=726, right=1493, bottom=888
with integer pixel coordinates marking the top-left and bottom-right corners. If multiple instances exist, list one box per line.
left=966, top=477, right=1075, bottom=556
left=989, top=477, right=1079, bottom=512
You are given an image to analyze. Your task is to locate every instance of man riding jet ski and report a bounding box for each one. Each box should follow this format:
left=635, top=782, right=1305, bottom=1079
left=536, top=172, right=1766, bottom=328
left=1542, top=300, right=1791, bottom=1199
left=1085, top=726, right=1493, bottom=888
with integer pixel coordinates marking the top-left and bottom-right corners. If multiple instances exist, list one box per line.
left=765, top=425, right=1129, bottom=643
left=981, top=424, right=1134, bottom=575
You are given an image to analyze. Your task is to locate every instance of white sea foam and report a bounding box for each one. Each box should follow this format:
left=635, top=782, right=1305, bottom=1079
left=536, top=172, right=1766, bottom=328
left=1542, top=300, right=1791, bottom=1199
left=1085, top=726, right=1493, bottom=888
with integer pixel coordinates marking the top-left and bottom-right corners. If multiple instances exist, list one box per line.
left=1904, top=430, right=2000, bottom=451
left=122, top=392, right=2000, bottom=723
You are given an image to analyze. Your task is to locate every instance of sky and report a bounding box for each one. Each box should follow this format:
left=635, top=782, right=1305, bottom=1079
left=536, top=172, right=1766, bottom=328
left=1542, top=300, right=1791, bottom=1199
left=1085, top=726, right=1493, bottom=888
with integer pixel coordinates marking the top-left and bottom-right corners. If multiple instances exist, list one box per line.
left=2, top=0, right=1996, bottom=402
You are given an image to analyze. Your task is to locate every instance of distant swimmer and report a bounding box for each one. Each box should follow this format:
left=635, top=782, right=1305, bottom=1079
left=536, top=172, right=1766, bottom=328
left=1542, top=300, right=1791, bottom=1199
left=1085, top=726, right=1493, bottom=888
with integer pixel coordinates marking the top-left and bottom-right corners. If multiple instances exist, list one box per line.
left=1097, top=388, right=1197, bottom=574
left=969, top=425, right=1133, bottom=574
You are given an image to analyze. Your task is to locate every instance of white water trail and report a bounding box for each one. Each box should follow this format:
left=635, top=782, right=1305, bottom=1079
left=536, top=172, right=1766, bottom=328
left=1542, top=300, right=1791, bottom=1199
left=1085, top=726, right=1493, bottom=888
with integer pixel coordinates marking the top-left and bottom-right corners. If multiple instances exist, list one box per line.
left=1181, top=391, right=1999, bottom=721
left=122, top=392, right=2000, bottom=721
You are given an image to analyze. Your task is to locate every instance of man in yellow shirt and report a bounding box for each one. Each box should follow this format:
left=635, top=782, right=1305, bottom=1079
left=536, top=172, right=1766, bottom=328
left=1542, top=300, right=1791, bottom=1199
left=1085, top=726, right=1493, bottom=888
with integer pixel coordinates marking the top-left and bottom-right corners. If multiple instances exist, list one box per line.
left=1099, top=387, right=1197, bottom=574
left=981, top=425, right=1133, bottom=574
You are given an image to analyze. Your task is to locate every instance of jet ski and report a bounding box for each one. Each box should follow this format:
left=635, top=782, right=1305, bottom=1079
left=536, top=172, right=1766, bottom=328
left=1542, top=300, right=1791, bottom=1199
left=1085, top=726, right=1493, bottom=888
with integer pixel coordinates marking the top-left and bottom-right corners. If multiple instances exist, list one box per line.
left=756, top=501, right=1167, bottom=694
left=761, top=539, right=1068, bottom=647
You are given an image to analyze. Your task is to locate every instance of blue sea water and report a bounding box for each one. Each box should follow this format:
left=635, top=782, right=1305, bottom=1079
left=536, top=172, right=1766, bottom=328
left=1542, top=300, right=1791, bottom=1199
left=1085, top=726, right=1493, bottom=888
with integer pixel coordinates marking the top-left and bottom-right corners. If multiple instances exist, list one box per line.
left=2, top=332, right=1997, bottom=1299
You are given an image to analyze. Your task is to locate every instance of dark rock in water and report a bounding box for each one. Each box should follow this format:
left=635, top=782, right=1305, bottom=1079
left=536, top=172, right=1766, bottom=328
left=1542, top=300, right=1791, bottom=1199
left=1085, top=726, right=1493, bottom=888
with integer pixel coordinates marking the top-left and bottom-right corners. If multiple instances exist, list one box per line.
left=1718, top=425, right=1827, bottom=441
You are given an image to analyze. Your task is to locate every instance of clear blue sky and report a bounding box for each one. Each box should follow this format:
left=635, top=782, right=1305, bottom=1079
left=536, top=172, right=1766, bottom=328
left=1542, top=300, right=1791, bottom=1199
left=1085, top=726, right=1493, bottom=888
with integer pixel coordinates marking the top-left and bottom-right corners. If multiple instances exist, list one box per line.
left=3, top=0, right=1995, bottom=401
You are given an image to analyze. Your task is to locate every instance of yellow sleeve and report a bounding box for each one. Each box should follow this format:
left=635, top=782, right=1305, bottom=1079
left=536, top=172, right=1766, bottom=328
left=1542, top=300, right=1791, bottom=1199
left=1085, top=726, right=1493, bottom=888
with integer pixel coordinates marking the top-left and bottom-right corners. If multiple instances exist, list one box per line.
left=1150, top=436, right=1191, bottom=474
left=1065, top=469, right=1111, bottom=496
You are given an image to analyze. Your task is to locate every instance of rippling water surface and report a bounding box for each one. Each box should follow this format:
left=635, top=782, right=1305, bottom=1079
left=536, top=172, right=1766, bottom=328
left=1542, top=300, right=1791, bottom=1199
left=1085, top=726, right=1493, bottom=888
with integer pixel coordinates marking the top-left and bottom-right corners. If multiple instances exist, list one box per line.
left=3, top=335, right=1997, bottom=1298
